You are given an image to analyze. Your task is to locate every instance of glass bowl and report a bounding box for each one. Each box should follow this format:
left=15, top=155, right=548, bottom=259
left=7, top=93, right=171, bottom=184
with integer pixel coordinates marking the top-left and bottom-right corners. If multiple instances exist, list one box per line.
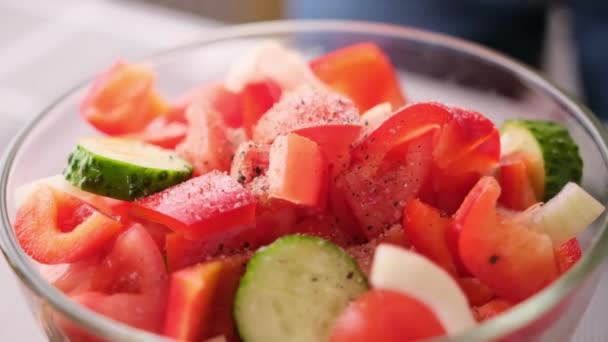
left=1, top=20, right=608, bottom=342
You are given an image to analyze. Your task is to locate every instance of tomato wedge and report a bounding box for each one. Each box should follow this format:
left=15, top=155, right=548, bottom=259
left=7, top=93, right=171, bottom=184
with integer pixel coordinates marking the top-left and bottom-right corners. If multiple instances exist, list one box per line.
left=65, top=224, right=168, bottom=336
left=473, top=299, right=513, bottom=322
left=498, top=153, right=538, bottom=210
left=329, top=289, right=445, bottom=342
left=177, top=103, right=233, bottom=175
left=241, top=79, right=282, bottom=137
left=80, top=60, right=167, bottom=135
left=555, top=238, right=582, bottom=274
left=457, top=277, right=494, bottom=307
left=163, top=261, right=222, bottom=340
left=338, top=128, right=435, bottom=239
left=132, top=171, right=256, bottom=240
left=352, top=102, right=452, bottom=163
left=268, top=133, right=327, bottom=207
left=14, top=184, right=123, bottom=264
left=403, top=198, right=458, bottom=276
left=455, top=177, right=559, bottom=302
left=310, top=42, right=406, bottom=112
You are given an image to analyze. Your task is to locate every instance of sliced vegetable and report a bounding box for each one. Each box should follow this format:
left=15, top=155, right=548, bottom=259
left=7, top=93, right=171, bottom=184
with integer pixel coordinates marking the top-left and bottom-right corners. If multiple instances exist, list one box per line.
left=329, top=289, right=446, bottom=342
left=310, top=42, right=406, bottom=112
left=498, top=153, right=537, bottom=210
left=14, top=184, right=123, bottom=264
left=357, top=102, right=393, bottom=142
left=457, top=277, right=494, bottom=307
left=132, top=171, right=256, bottom=240
left=371, top=244, right=476, bottom=334
left=163, top=261, right=222, bottom=341
left=14, top=175, right=130, bottom=221
left=241, top=78, right=282, bottom=137
left=64, top=137, right=192, bottom=201
left=229, top=141, right=269, bottom=185
left=403, top=198, right=458, bottom=276
left=73, top=224, right=168, bottom=333
left=527, top=182, right=604, bottom=246
left=268, top=133, right=326, bottom=207
left=456, top=177, right=559, bottom=302
left=234, top=235, right=368, bottom=342
left=80, top=60, right=167, bottom=135
left=555, top=238, right=582, bottom=274
left=176, top=103, right=233, bottom=176
left=500, top=119, right=582, bottom=200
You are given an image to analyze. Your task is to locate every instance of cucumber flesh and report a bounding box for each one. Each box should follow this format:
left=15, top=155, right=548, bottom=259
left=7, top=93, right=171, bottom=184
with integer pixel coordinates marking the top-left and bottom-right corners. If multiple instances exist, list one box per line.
left=234, top=234, right=368, bottom=342
left=64, top=137, right=192, bottom=201
left=527, top=182, right=605, bottom=246
left=371, top=244, right=475, bottom=334
left=500, top=119, right=582, bottom=201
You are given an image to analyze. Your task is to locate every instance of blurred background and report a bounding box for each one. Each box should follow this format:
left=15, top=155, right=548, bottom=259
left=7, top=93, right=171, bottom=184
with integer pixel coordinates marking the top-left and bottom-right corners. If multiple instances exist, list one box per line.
left=0, top=0, right=605, bottom=341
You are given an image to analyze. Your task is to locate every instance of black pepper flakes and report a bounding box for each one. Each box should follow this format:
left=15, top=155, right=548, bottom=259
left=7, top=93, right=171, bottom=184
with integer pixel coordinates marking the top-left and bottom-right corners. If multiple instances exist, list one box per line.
left=489, top=255, right=499, bottom=265
left=346, top=271, right=354, bottom=279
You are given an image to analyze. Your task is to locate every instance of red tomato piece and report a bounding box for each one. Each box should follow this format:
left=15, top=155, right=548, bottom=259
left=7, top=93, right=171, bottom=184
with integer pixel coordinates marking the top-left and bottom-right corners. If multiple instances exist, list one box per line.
left=80, top=60, right=167, bottom=135
left=163, top=261, right=222, bottom=341
left=427, top=107, right=501, bottom=214
left=253, top=89, right=360, bottom=144
left=498, top=153, right=538, bottom=210
left=337, top=128, right=435, bottom=239
left=434, top=107, right=500, bottom=171
left=403, top=198, right=458, bottom=276
left=241, top=78, right=282, bottom=137
left=132, top=171, right=256, bottom=240
left=176, top=103, right=233, bottom=175
left=230, top=141, right=270, bottom=185
left=310, top=42, right=406, bottom=112
left=473, top=299, right=513, bottom=322
left=247, top=201, right=298, bottom=247
left=555, top=238, right=582, bottom=274
left=329, top=289, right=445, bottom=342
left=268, top=133, right=327, bottom=207
left=51, top=255, right=103, bottom=295
left=69, top=224, right=168, bottom=335
left=455, top=177, right=559, bottom=302
left=14, top=184, right=123, bottom=264
left=457, top=277, right=495, bottom=307
left=352, top=102, right=452, bottom=164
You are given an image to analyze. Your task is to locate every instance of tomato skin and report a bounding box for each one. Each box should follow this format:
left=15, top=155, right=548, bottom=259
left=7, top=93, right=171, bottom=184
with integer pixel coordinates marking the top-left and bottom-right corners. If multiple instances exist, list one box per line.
left=125, top=116, right=187, bottom=149
left=329, top=289, right=445, bottom=342
left=81, top=60, right=167, bottom=135
left=163, top=261, right=222, bottom=341
left=14, top=185, right=123, bottom=264
left=310, top=42, right=406, bottom=112
left=352, top=102, right=451, bottom=163
left=132, top=171, right=256, bottom=240
left=555, top=238, right=582, bottom=274
left=456, top=177, right=559, bottom=302
left=177, top=104, right=233, bottom=175
left=404, top=198, right=458, bottom=276
left=268, top=133, right=327, bottom=207
left=171, top=83, right=243, bottom=128
left=498, top=153, right=538, bottom=210
left=241, top=79, right=282, bottom=137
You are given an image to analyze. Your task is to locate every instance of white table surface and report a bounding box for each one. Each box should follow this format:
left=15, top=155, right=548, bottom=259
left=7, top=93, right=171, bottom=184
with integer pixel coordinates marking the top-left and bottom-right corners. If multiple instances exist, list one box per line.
left=0, top=1, right=606, bottom=341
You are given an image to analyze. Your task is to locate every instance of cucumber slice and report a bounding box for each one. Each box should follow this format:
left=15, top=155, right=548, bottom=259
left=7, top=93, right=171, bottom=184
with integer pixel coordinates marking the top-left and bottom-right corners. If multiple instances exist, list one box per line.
left=64, top=137, right=192, bottom=200
left=234, top=235, right=368, bottom=342
left=500, top=119, right=582, bottom=201
left=371, top=244, right=475, bottom=334
left=527, top=182, right=605, bottom=246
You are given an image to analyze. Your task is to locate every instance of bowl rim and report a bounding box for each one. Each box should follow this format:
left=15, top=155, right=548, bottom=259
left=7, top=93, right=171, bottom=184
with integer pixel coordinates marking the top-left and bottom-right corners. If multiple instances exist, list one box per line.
left=2, top=19, right=608, bottom=342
